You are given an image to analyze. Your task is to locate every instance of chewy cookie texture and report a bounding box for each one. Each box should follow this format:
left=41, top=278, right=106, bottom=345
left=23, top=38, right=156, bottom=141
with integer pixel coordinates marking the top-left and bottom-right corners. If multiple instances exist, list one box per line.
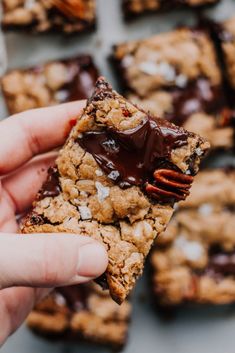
left=1, top=55, right=99, bottom=115
left=2, top=0, right=96, bottom=34
left=151, top=169, right=235, bottom=306
left=27, top=283, right=131, bottom=347
left=215, top=16, right=235, bottom=93
left=123, top=0, right=219, bottom=18
left=112, top=27, right=235, bottom=151
left=22, top=77, right=209, bottom=304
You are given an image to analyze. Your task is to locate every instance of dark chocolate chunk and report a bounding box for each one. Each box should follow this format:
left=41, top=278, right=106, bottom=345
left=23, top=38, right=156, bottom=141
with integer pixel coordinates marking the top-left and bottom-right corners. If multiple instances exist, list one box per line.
left=208, top=252, right=235, bottom=276
left=167, top=78, right=226, bottom=126
left=39, top=167, right=61, bottom=200
left=65, top=56, right=99, bottom=101
left=57, top=285, right=88, bottom=312
left=95, top=273, right=109, bottom=290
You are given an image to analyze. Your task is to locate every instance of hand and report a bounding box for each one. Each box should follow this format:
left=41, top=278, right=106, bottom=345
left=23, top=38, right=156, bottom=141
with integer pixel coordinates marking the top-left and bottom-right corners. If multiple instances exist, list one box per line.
left=0, top=102, right=108, bottom=345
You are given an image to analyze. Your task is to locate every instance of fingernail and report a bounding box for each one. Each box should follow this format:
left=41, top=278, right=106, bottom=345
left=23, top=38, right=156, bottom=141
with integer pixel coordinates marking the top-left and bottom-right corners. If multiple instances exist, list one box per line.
left=77, top=242, right=108, bottom=278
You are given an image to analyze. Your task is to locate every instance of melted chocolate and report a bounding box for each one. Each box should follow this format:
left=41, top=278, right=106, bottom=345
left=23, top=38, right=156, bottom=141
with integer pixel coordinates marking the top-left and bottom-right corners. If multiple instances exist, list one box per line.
left=66, top=57, right=99, bottom=102
left=39, top=167, right=61, bottom=200
left=57, top=285, right=88, bottom=312
left=55, top=57, right=99, bottom=103
left=78, top=116, right=189, bottom=188
left=95, top=273, right=109, bottom=290
left=166, top=78, right=226, bottom=126
left=208, top=252, right=235, bottom=276
left=202, top=19, right=234, bottom=44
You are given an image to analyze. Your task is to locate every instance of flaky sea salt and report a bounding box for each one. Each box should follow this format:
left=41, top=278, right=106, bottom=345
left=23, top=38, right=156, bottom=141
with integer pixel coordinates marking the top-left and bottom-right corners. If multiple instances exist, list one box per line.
left=139, top=61, right=176, bottom=82
left=95, top=169, right=103, bottom=177
left=175, top=74, right=188, bottom=88
left=54, top=90, right=69, bottom=102
left=24, top=0, right=37, bottom=9
left=122, top=55, right=134, bottom=68
left=139, top=61, right=160, bottom=75
left=158, top=62, right=176, bottom=81
left=198, top=203, right=213, bottom=216
left=95, top=182, right=110, bottom=202
left=195, top=147, right=203, bottom=156
left=175, top=235, right=204, bottom=261
left=108, top=170, right=120, bottom=181
left=55, top=293, right=66, bottom=307
left=133, top=221, right=152, bottom=239
left=79, top=206, right=92, bottom=220
left=80, top=191, right=88, bottom=197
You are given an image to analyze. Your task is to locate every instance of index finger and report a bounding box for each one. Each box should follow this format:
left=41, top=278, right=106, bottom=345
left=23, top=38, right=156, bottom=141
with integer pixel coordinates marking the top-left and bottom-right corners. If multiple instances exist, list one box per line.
left=0, top=100, right=86, bottom=176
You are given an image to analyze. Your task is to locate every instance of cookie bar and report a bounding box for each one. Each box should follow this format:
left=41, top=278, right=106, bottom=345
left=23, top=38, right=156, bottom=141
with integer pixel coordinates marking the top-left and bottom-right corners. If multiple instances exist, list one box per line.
left=112, top=27, right=233, bottom=150
left=151, top=169, right=235, bottom=306
left=2, top=0, right=96, bottom=34
left=22, top=77, right=209, bottom=304
left=214, top=16, right=235, bottom=93
left=1, top=55, right=99, bottom=115
left=123, top=0, right=219, bottom=18
left=27, top=283, right=131, bottom=348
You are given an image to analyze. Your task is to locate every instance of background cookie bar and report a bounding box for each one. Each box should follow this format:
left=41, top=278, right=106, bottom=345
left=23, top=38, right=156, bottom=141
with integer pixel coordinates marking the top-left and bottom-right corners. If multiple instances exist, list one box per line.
left=112, top=27, right=234, bottom=150
left=151, top=168, right=235, bottom=306
left=1, top=55, right=99, bottom=115
left=215, top=16, right=235, bottom=94
left=22, top=77, right=209, bottom=304
left=122, top=0, right=220, bottom=18
left=27, top=283, right=131, bottom=348
left=2, top=0, right=96, bottom=34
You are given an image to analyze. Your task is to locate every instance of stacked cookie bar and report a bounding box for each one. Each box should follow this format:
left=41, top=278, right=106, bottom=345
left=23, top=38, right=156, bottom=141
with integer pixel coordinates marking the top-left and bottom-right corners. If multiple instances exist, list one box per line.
left=1, top=55, right=99, bottom=114
left=151, top=168, right=235, bottom=306
left=112, top=26, right=235, bottom=151
left=213, top=16, right=235, bottom=97
left=27, top=283, right=131, bottom=348
left=2, top=0, right=96, bottom=34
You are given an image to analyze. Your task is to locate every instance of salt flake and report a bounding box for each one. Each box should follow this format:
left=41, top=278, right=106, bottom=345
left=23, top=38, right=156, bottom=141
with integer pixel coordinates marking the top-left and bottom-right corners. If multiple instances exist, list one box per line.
left=79, top=206, right=92, bottom=220
left=95, top=182, right=110, bottom=202
left=175, top=235, right=204, bottom=261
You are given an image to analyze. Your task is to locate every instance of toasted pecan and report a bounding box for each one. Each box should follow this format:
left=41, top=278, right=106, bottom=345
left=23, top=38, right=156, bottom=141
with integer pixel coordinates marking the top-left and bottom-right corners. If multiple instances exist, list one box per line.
left=49, top=0, right=85, bottom=19
left=146, top=169, right=193, bottom=201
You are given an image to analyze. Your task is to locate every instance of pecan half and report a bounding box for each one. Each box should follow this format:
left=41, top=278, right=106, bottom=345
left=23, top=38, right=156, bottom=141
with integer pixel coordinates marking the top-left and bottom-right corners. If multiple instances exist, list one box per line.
left=50, top=0, right=85, bottom=19
left=145, top=169, right=193, bottom=201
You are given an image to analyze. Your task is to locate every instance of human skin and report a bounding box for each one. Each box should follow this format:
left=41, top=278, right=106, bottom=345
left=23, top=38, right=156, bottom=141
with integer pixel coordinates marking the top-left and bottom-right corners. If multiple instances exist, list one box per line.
left=0, top=101, right=108, bottom=345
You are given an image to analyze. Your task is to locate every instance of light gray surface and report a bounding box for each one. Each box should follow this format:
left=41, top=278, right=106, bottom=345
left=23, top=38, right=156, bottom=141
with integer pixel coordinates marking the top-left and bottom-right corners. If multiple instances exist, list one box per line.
left=1, top=0, right=235, bottom=352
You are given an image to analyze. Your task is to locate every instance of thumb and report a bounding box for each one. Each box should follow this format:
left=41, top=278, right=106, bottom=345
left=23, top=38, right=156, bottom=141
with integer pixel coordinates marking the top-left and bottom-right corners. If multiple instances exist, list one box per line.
left=0, top=234, right=108, bottom=289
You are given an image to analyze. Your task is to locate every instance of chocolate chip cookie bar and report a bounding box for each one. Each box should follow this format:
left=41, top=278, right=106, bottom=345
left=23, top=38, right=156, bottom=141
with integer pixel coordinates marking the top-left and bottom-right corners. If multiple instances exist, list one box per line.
left=112, top=27, right=234, bottom=150
left=27, top=283, right=131, bottom=347
left=2, top=0, right=96, bottom=34
left=214, top=16, right=235, bottom=93
left=123, top=0, right=219, bottom=18
left=22, top=77, right=209, bottom=304
left=1, top=55, right=99, bottom=115
left=151, top=168, right=235, bottom=306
